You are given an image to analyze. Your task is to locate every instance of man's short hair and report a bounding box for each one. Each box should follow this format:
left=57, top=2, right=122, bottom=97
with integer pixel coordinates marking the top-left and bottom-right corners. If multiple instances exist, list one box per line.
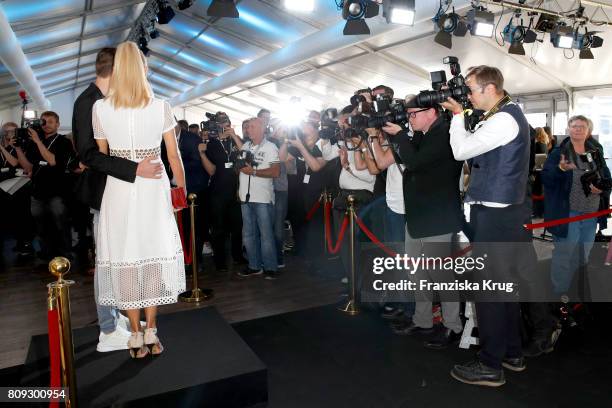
left=188, top=124, right=199, bottom=131
left=96, top=47, right=116, bottom=78
left=41, top=111, right=60, bottom=122
left=177, top=120, right=188, bottom=130
left=257, top=108, right=271, bottom=118
left=373, top=85, right=394, bottom=98
left=466, top=65, right=504, bottom=92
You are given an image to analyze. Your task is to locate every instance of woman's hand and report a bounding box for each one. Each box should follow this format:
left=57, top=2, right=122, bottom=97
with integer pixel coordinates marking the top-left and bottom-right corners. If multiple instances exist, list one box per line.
left=559, top=154, right=576, bottom=171
left=590, top=184, right=603, bottom=195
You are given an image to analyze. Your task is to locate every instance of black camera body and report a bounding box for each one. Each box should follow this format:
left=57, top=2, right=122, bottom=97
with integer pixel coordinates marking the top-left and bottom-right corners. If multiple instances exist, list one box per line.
left=349, top=98, right=409, bottom=132
left=414, top=56, right=471, bottom=109
left=234, top=149, right=256, bottom=170
left=319, top=108, right=340, bottom=141
left=15, top=118, right=45, bottom=147
left=575, top=149, right=612, bottom=196
left=200, top=112, right=228, bottom=138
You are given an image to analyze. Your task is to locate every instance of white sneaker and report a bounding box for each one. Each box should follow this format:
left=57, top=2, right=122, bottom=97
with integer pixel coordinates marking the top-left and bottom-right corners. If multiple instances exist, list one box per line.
left=116, top=313, right=145, bottom=332
left=202, top=242, right=213, bottom=256
left=341, top=277, right=348, bottom=284
left=97, top=325, right=131, bottom=352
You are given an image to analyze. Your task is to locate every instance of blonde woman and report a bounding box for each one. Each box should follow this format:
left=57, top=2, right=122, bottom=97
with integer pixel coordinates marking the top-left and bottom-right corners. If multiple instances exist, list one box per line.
left=93, top=42, right=186, bottom=358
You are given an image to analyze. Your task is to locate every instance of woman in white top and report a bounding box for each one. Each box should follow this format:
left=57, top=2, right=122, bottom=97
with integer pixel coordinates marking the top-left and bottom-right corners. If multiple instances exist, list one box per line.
left=93, top=42, right=186, bottom=358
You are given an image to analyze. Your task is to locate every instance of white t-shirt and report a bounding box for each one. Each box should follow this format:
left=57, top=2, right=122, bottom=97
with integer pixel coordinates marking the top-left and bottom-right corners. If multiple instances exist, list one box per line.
left=386, top=163, right=405, bottom=214
left=321, top=140, right=376, bottom=192
left=239, top=139, right=280, bottom=204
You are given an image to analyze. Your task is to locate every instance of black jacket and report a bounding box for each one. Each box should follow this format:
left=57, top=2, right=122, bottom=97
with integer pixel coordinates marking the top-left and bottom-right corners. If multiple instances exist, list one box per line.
left=397, top=117, right=463, bottom=238
left=72, top=83, right=138, bottom=210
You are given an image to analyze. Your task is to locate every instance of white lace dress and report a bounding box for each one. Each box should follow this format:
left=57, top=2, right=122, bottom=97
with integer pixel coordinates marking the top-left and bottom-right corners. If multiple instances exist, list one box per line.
left=93, top=98, right=185, bottom=310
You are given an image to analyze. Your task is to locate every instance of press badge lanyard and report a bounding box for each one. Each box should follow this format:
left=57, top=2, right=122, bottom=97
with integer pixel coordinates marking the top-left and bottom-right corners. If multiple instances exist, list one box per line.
left=221, top=138, right=232, bottom=168
left=32, top=134, right=59, bottom=178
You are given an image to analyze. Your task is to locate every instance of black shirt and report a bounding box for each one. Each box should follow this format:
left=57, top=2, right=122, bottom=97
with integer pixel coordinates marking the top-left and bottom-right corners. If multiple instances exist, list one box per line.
left=72, top=83, right=138, bottom=210
left=1, top=146, right=18, bottom=182
left=205, top=137, right=239, bottom=197
left=25, top=134, right=73, bottom=199
left=179, top=129, right=209, bottom=193
left=396, top=117, right=463, bottom=238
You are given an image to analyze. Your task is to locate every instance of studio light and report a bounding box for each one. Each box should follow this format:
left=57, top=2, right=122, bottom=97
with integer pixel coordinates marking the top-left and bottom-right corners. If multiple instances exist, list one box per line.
left=177, top=0, right=194, bottom=10
left=468, top=8, right=494, bottom=38
left=550, top=25, right=574, bottom=49
left=383, top=0, right=415, bottom=26
left=342, top=0, right=379, bottom=35
left=433, top=11, right=467, bottom=49
left=283, top=0, right=314, bottom=12
left=207, top=0, right=239, bottom=18
left=503, top=19, right=537, bottom=55
left=578, top=30, right=604, bottom=59
left=156, top=0, right=175, bottom=24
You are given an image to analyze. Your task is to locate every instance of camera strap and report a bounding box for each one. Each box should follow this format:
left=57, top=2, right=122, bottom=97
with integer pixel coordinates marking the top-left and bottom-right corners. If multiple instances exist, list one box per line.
left=480, top=95, right=512, bottom=123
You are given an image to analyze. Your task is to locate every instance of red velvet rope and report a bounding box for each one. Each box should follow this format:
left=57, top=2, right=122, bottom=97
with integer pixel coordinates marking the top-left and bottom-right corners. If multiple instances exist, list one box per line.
left=176, top=211, right=193, bottom=264
left=47, top=309, right=61, bottom=408
left=532, top=194, right=545, bottom=201
left=324, top=202, right=349, bottom=254
left=525, top=208, right=612, bottom=230
left=305, top=198, right=322, bottom=222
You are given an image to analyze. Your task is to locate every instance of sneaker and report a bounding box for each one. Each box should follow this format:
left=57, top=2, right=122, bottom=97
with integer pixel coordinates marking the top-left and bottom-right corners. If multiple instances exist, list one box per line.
left=277, top=263, right=286, bottom=269
left=381, top=305, right=404, bottom=320
left=341, top=277, right=348, bottom=284
left=97, top=326, right=131, bottom=352
left=451, top=359, right=505, bottom=387
left=116, top=313, right=145, bottom=332
left=501, top=356, right=526, bottom=372
left=202, top=242, right=213, bottom=256
left=391, top=321, right=436, bottom=336
left=423, top=327, right=462, bottom=350
left=238, top=268, right=263, bottom=278
left=264, top=270, right=279, bottom=280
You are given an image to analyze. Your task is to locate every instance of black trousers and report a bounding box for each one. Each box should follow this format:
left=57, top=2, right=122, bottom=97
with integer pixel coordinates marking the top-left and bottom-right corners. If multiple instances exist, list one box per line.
left=209, top=192, right=243, bottom=269
left=181, top=187, right=211, bottom=267
left=470, top=204, right=527, bottom=369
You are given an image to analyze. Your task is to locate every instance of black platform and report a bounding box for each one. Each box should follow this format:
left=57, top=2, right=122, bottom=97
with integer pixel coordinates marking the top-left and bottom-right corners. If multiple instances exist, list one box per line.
left=21, top=307, right=267, bottom=408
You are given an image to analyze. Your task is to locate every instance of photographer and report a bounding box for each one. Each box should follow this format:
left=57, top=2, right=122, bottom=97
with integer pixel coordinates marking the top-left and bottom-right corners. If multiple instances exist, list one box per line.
left=287, top=118, right=327, bottom=260
left=16, top=111, right=74, bottom=258
left=200, top=113, right=245, bottom=272
left=321, top=104, right=376, bottom=285
left=0, top=122, right=33, bottom=254
left=542, top=115, right=610, bottom=297
left=442, top=65, right=530, bottom=386
left=267, top=121, right=290, bottom=268
left=236, top=118, right=280, bottom=280
left=176, top=119, right=211, bottom=267
left=381, top=100, right=464, bottom=349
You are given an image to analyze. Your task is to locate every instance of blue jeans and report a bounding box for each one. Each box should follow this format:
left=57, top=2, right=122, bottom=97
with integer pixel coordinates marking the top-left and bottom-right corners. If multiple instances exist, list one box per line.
left=551, top=210, right=597, bottom=295
left=274, top=191, right=288, bottom=265
left=384, top=205, right=406, bottom=243
left=241, top=202, right=278, bottom=271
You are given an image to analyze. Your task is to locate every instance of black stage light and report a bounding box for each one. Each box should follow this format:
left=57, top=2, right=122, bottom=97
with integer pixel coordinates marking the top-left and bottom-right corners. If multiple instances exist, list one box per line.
left=178, top=0, right=194, bottom=10
left=503, top=19, right=538, bottom=55
left=467, top=8, right=494, bottom=37
left=383, top=0, right=415, bottom=26
left=208, top=0, right=239, bottom=18
left=579, top=30, right=604, bottom=59
left=156, top=0, right=175, bottom=24
left=342, top=0, right=379, bottom=36
left=434, top=11, right=467, bottom=49
left=550, top=24, right=574, bottom=49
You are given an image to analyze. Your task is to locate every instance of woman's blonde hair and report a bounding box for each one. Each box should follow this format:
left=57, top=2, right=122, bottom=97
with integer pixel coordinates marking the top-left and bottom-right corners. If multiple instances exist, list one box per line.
left=107, top=42, right=152, bottom=109
left=534, top=127, right=549, bottom=145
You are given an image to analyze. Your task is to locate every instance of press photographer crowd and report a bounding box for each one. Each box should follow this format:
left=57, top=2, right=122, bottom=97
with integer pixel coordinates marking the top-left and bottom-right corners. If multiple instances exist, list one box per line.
left=2, top=46, right=611, bottom=387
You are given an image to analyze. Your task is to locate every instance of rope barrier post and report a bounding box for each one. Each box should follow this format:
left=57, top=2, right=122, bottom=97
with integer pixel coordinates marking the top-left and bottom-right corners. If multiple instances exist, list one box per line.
left=322, top=189, right=327, bottom=256
left=47, top=257, right=77, bottom=408
left=338, top=195, right=359, bottom=316
left=179, top=193, right=214, bottom=303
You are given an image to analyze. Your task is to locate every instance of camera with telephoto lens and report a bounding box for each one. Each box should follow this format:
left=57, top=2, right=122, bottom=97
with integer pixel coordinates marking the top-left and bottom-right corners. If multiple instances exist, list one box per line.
left=350, top=88, right=373, bottom=114
left=319, top=108, right=341, bottom=141
left=200, top=112, right=229, bottom=138
left=234, top=149, right=256, bottom=170
left=573, top=149, right=612, bottom=196
left=349, top=98, right=409, bottom=132
left=15, top=118, right=46, bottom=148
left=414, top=56, right=471, bottom=109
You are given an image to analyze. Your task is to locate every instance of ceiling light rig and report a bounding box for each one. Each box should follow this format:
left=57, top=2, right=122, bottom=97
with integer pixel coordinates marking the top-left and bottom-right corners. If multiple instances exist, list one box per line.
left=341, top=0, right=380, bottom=35
left=207, top=0, right=239, bottom=18
left=502, top=12, right=537, bottom=55
left=383, top=0, right=416, bottom=26
left=433, top=1, right=468, bottom=49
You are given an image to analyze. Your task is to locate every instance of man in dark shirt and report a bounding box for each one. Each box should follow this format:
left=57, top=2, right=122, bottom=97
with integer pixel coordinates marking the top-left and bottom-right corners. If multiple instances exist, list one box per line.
left=176, top=119, right=211, bottom=267
left=72, top=47, right=161, bottom=353
left=16, top=111, right=74, bottom=258
left=200, top=115, right=244, bottom=271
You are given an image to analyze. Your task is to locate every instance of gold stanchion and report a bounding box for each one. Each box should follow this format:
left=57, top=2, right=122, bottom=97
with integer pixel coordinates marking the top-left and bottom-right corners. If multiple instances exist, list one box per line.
left=179, top=193, right=214, bottom=303
left=322, top=189, right=327, bottom=256
left=47, top=257, right=78, bottom=408
left=338, top=195, right=359, bottom=315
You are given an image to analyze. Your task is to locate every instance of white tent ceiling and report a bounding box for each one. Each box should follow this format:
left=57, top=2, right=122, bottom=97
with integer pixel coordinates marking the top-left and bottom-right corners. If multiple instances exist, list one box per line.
left=1, top=0, right=612, bottom=126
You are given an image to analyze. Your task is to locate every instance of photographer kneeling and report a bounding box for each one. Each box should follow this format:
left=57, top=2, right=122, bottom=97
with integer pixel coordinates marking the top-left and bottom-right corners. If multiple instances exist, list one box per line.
left=381, top=101, right=464, bottom=349
left=236, top=118, right=281, bottom=280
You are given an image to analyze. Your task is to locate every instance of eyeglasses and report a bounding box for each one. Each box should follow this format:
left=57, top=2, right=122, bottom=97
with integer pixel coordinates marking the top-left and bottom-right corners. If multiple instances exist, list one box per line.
left=570, top=124, right=588, bottom=130
left=408, top=108, right=429, bottom=118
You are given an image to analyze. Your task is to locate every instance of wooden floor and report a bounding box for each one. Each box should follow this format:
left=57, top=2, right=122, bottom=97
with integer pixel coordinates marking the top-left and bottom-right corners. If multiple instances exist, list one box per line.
left=0, top=242, right=345, bottom=370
